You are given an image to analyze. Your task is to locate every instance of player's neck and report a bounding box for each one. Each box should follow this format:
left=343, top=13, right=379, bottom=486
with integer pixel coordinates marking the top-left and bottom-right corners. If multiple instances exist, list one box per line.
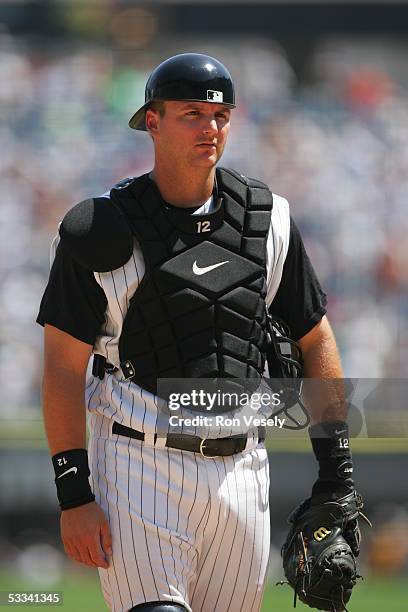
left=150, top=165, right=215, bottom=208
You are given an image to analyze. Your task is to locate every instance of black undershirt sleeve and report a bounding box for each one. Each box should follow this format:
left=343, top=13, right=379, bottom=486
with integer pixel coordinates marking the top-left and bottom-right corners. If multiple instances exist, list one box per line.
left=269, top=217, right=327, bottom=341
left=36, top=242, right=107, bottom=345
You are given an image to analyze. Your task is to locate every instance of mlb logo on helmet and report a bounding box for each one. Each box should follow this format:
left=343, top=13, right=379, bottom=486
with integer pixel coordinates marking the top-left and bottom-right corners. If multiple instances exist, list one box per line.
left=207, top=90, right=223, bottom=102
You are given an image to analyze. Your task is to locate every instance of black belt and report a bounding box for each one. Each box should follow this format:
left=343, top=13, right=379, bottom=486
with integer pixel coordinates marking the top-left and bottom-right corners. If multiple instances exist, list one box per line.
left=112, top=421, right=265, bottom=458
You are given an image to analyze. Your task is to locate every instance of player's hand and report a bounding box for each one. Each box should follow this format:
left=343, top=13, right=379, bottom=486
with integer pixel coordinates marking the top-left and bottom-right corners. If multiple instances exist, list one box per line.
left=60, top=501, right=112, bottom=569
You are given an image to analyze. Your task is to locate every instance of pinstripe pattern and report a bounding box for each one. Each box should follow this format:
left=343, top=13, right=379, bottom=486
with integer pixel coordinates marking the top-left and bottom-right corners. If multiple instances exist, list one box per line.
left=88, top=412, right=269, bottom=612
left=189, top=450, right=270, bottom=612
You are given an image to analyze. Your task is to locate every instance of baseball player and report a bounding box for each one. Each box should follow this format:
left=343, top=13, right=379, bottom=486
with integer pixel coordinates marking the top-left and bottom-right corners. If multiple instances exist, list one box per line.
left=37, top=53, right=364, bottom=612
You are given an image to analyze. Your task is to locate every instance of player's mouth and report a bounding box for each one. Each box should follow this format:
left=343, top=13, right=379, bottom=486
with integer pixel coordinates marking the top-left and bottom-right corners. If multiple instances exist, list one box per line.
left=196, top=142, right=217, bottom=150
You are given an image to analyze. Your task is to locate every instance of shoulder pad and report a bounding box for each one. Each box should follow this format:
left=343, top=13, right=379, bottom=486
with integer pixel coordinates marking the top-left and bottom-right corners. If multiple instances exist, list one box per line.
left=59, top=197, right=133, bottom=272
left=246, top=175, right=270, bottom=190
left=217, top=167, right=273, bottom=210
left=218, top=167, right=270, bottom=190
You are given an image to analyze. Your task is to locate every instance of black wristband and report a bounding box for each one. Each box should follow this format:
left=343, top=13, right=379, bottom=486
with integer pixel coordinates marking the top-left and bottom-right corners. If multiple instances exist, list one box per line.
left=51, top=448, right=95, bottom=511
left=309, top=420, right=354, bottom=501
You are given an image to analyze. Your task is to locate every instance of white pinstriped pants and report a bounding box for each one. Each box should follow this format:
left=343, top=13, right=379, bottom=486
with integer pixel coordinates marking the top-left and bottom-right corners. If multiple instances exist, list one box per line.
left=88, top=412, right=270, bottom=612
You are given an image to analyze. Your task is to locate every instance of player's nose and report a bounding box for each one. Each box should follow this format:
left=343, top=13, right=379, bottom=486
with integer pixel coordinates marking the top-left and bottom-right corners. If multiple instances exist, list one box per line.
left=202, top=116, right=219, bottom=135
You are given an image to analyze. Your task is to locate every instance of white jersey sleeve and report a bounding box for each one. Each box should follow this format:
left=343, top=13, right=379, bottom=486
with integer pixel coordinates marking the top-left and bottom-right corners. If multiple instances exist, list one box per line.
left=49, top=224, right=61, bottom=269
left=265, top=194, right=291, bottom=307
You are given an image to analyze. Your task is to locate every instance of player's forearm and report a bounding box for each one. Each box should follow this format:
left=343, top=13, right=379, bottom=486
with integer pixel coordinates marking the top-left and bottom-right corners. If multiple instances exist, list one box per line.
left=298, top=316, right=347, bottom=424
left=42, top=365, right=87, bottom=455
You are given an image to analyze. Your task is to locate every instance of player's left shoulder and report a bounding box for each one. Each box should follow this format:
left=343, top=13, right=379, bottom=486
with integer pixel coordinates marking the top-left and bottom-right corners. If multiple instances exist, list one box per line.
left=218, top=166, right=270, bottom=190
left=271, top=192, right=290, bottom=217
left=267, top=192, right=291, bottom=254
left=219, top=167, right=289, bottom=210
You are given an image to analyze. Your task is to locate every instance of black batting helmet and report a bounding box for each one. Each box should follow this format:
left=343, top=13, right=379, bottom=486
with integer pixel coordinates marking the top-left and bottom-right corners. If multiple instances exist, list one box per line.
left=129, top=52, right=236, bottom=131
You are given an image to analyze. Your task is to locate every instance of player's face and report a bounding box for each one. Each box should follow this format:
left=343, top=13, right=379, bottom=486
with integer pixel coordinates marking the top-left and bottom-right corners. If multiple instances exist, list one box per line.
left=149, top=100, right=231, bottom=169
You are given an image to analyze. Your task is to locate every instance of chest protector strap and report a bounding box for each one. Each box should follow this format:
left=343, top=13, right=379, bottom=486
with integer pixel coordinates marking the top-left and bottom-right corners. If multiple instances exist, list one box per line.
left=110, top=167, right=273, bottom=395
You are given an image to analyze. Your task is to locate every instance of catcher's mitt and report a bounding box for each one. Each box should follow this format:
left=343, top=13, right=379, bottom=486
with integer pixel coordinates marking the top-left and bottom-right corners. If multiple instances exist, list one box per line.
left=279, top=491, right=371, bottom=611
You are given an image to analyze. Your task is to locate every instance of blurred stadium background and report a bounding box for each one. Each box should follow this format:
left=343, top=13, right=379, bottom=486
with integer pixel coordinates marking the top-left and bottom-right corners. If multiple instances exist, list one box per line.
left=1, top=0, right=408, bottom=610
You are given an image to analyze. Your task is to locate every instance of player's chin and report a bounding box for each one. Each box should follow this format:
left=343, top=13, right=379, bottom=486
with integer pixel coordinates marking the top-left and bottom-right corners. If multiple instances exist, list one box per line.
left=192, top=147, right=222, bottom=166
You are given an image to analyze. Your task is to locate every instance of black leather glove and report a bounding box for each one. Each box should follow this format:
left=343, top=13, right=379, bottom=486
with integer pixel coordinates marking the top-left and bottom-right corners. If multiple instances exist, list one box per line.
left=281, top=490, right=369, bottom=611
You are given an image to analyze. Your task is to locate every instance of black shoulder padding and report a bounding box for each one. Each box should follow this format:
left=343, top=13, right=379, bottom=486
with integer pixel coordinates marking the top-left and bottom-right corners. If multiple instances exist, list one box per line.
left=217, top=167, right=273, bottom=210
left=246, top=176, right=270, bottom=190
left=59, top=198, right=133, bottom=272
left=218, top=167, right=270, bottom=191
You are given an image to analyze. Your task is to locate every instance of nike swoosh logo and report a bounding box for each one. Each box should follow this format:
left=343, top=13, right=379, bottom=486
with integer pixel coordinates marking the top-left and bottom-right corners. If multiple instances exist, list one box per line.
left=57, top=466, right=78, bottom=479
left=192, top=260, right=229, bottom=275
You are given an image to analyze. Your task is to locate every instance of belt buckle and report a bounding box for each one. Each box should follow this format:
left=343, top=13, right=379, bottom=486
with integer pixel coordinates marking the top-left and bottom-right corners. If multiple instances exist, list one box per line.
left=199, top=438, right=219, bottom=459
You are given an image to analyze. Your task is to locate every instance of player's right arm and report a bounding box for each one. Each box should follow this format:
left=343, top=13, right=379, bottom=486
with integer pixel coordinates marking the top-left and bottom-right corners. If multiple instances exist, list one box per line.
left=38, top=232, right=112, bottom=569
left=43, top=324, right=112, bottom=570
left=43, top=324, right=91, bottom=454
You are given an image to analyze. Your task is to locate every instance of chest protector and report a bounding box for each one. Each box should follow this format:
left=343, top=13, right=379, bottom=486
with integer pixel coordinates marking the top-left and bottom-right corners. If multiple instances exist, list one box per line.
left=110, top=167, right=273, bottom=395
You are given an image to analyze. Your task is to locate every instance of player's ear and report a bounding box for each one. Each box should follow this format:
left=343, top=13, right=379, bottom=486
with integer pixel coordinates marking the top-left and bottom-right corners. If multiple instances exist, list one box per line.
left=146, top=108, right=160, bottom=135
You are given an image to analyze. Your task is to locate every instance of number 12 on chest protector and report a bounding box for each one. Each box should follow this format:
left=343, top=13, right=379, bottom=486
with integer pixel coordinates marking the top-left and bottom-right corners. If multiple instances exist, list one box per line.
left=197, top=221, right=211, bottom=233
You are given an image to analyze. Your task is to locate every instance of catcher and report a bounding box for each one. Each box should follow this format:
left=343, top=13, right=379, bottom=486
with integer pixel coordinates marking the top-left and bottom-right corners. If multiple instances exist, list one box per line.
left=37, top=51, right=369, bottom=612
